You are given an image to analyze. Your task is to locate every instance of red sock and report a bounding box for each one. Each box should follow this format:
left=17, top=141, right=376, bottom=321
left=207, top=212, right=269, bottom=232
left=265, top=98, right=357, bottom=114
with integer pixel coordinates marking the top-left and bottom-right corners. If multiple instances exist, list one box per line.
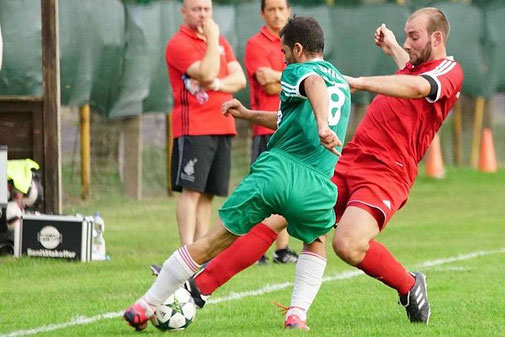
left=357, top=241, right=415, bottom=295
left=195, top=223, right=278, bottom=295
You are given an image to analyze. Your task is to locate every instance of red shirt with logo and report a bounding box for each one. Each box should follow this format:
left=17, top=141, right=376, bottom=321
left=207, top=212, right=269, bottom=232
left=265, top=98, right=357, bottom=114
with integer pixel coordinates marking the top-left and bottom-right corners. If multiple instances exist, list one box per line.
left=166, top=25, right=237, bottom=138
left=344, top=57, right=463, bottom=185
left=244, top=26, right=285, bottom=136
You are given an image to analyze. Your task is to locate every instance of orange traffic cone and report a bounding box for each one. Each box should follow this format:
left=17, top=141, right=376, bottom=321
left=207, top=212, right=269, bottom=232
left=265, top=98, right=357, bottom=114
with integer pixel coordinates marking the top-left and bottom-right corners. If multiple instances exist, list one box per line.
left=425, top=133, right=445, bottom=178
left=478, top=128, right=497, bottom=173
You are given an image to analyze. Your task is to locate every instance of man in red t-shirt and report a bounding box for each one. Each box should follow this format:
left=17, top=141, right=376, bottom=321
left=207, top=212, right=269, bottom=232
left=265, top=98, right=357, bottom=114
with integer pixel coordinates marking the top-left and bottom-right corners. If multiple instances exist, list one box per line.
left=149, top=7, right=462, bottom=328
left=165, top=0, right=246, bottom=246
left=244, top=0, right=298, bottom=265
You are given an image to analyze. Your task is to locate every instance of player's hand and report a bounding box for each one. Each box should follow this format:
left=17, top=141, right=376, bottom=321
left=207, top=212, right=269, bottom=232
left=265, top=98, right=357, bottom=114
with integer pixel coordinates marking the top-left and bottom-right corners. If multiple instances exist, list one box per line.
left=222, top=99, right=248, bottom=119
left=256, top=67, right=280, bottom=86
left=343, top=75, right=359, bottom=93
left=200, top=18, right=220, bottom=41
left=190, top=79, right=202, bottom=91
left=374, top=23, right=399, bottom=56
left=318, top=125, right=342, bottom=157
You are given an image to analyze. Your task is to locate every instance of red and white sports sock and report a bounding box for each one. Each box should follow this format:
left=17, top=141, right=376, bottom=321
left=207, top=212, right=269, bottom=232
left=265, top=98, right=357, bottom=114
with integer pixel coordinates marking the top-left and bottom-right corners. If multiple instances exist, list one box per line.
left=357, top=240, right=415, bottom=295
left=287, top=252, right=327, bottom=321
left=195, top=222, right=278, bottom=295
left=144, top=246, right=200, bottom=306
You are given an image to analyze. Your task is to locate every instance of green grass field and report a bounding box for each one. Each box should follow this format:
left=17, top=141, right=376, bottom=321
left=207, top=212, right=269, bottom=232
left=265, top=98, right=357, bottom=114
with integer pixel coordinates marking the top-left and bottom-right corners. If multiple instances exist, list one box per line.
left=1, top=167, right=504, bottom=337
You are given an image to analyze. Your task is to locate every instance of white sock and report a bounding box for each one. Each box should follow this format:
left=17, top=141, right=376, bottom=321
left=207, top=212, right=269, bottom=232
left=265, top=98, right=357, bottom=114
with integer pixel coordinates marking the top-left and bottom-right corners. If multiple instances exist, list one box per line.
left=143, top=246, right=200, bottom=307
left=287, top=252, right=327, bottom=321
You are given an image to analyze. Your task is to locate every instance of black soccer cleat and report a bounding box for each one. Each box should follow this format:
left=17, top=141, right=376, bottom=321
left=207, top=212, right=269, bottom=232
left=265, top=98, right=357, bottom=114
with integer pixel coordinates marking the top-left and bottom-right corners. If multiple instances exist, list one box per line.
left=399, top=272, right=431, bottom=324
left=183, top=277, right=209, bottom=309
left=150, top=264, right=208, bottom=309
left=273, top=248, right=298, bottom=264
left=149, top=264, right=161, bottom=276
left=257, top=255, right=269, bottom=265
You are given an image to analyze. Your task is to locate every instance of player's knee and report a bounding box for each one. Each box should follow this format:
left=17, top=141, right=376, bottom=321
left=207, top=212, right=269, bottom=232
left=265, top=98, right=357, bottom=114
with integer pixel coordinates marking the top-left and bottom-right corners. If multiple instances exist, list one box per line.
left=262, top=215, right=287, bottom=233
left=180, top=188, right=202, bottom=202
left=332, top=235, right=366, bottom=266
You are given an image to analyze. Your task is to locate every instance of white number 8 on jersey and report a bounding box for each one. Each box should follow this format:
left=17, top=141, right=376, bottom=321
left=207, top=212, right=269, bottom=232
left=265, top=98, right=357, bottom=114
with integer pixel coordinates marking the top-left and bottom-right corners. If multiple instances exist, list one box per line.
left=327, top=84, right=347, bottom=126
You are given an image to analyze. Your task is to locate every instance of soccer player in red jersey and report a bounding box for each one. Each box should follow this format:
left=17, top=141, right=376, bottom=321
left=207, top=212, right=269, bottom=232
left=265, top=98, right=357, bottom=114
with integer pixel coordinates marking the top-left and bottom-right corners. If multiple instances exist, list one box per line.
left=335, top=7, right=462, bottom=323
left=175, top=7, right=462, bottom=326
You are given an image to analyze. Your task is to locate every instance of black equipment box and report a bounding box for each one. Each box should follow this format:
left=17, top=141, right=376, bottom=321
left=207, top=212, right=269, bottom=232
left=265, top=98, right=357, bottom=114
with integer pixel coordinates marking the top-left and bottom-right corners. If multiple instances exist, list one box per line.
left=14, top=213, right=92, bottom=262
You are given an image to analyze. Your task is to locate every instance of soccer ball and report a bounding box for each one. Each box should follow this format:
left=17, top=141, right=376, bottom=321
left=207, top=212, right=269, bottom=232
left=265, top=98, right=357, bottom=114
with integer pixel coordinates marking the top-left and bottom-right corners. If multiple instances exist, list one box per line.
left=150, top=287, right=196, bottom=331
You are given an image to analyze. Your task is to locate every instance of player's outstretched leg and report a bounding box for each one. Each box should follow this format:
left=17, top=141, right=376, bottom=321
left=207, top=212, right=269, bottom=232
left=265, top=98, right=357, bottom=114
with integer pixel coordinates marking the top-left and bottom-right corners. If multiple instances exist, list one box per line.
left=123, top=222, right=237, bottom=330
left=148, top=219, right=283, bottom=311
left=190, top=221, right=280, bottom=307
left=333, top=206, right=431, bottom=323
left=399, top=272, right=431, bottom=323
left=282, top=236, right=327, bottom=331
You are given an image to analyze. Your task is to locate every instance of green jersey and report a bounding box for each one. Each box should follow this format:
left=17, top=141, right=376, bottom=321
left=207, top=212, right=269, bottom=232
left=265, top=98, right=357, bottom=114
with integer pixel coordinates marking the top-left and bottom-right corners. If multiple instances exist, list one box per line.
left=267, top=60, right=351, bottom=177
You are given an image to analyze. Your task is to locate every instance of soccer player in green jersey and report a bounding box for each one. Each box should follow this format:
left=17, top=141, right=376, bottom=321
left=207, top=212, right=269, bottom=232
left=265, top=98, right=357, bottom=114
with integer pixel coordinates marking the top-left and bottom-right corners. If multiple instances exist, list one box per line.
left=124, top=16, right=351, bottom=331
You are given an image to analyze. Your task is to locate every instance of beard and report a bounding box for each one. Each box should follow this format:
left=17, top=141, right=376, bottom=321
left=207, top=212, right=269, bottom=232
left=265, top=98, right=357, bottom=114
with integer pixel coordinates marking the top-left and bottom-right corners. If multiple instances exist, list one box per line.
left=284, top=52, right=296, bottom=65
left=410, top=41, right=432, bottom=66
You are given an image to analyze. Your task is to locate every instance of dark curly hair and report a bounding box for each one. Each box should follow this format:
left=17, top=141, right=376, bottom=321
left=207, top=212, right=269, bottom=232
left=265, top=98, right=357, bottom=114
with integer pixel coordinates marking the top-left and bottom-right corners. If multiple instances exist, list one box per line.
left=279, top=16, right=324, bottom=55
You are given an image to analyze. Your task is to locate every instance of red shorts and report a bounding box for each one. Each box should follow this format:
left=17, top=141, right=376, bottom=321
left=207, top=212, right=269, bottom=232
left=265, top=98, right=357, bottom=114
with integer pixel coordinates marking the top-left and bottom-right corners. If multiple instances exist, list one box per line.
left=332, top=150, right=411, bottom=230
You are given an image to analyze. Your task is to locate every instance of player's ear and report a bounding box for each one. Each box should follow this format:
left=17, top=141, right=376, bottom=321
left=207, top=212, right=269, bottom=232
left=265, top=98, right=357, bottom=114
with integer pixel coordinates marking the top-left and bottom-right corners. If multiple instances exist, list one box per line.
left=293, top=42, right=303, bottom=57
left=432, top=31, right=443, bottom=47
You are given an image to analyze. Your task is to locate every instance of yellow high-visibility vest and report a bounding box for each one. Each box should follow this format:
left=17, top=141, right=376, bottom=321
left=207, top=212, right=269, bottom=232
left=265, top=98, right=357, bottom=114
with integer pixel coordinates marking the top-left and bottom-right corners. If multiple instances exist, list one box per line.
left=7, top=159, right=40, bottom=194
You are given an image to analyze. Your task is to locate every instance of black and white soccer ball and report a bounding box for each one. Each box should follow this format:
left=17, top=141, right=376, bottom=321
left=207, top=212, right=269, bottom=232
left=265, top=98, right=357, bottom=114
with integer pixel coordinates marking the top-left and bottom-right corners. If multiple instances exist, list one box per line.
left=150, top=287, right=196, bottom=331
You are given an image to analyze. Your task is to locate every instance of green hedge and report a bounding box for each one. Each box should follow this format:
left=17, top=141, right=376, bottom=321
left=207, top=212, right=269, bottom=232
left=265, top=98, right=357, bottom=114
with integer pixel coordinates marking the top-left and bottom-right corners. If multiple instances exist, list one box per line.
left=0, top=0, right=502, bottom=117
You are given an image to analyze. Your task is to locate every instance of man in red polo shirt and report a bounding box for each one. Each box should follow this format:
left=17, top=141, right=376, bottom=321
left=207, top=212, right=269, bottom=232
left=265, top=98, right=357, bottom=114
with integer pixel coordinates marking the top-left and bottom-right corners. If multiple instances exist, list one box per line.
left=166, top=0, right=246, bottom=246
left=244, top=0, right=298, bottom=265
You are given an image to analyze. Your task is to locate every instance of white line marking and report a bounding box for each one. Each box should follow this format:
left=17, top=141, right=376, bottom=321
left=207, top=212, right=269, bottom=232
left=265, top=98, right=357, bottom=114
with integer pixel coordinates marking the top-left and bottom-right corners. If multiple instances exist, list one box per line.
left=429, top=266, right=471, bottom=272
left=0, top=313, right=123, bottom=337
left=1, top=247, right=504, bottom=337
left=415, top=248, right=505, bottom=268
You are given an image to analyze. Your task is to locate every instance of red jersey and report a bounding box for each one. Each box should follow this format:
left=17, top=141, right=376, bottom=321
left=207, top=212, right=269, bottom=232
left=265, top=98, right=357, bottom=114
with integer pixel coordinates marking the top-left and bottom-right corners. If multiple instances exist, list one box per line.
left=244, top=26, right=285, bottom=136
left=344, top=57, right=463, bottom=185
left=166, top=25, right=237, bottom=138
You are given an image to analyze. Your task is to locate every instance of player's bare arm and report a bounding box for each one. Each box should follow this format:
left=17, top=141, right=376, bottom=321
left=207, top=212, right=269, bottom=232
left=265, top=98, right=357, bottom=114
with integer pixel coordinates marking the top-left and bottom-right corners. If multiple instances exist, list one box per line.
left=186, top=18, right=221, bottom=84
left=375, top=23, right=409, bottom=69
left=303, top=75, right=342, bottom=156
left=256, top=67, right=282, bottom=85
left=263, top=82, right=282, bottom=95
left=221, top=99, right=278, bottom=130
left=344, top=74, right=431, bottom=99
left=256, top=67, right=282, bottom=95
left=205, top=61, right=246, bottom=93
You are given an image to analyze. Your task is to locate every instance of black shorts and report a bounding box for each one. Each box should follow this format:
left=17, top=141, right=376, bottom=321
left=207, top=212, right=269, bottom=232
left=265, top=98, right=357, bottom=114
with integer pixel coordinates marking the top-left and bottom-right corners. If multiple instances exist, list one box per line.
left=251, top=134, right=272, bottom=164
left=172, top=135, right=232, bottom=196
